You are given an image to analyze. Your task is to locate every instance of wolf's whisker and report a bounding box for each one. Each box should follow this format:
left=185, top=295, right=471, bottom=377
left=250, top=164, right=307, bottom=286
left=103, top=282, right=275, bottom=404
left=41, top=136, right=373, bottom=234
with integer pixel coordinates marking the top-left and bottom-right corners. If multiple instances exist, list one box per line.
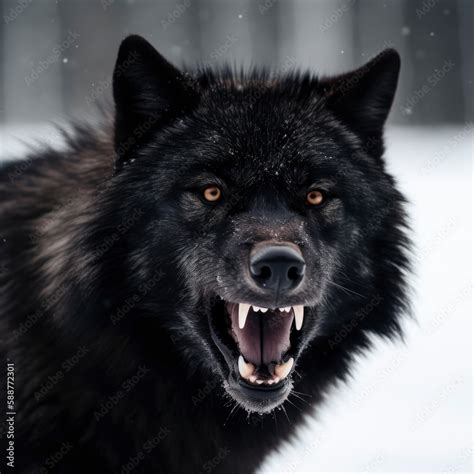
left=290, top=392, right=312, bottom=407
left=286, top=397, right=303, bottom=412
left=281, top=404, right=291, bottom=424
left=291, top=390, right=312, bottom=398
left=326, top=279, right=366, bottom=298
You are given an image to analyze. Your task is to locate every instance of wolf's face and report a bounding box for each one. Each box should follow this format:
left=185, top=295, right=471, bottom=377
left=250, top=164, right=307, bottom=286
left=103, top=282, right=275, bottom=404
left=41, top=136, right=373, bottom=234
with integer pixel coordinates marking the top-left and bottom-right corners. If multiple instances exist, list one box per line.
left=111, top=36, right=404, bottom=413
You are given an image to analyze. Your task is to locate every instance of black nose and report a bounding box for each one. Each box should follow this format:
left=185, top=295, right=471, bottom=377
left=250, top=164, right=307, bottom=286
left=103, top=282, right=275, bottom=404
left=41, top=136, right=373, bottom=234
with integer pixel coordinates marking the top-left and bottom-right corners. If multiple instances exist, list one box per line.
left=249, top=244, right=305, bottom=292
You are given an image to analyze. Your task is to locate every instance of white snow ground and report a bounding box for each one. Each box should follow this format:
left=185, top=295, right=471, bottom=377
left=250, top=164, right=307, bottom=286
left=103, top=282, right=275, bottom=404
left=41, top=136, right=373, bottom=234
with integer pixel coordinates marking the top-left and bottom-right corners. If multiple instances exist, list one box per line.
left=1, top=125, right=472, bottom=473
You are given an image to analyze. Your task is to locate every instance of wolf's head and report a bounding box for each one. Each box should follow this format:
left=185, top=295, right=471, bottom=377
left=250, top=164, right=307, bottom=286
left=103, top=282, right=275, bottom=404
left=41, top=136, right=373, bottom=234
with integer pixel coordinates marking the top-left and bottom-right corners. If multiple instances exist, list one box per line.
left=107, top=35, right=409, bottom=413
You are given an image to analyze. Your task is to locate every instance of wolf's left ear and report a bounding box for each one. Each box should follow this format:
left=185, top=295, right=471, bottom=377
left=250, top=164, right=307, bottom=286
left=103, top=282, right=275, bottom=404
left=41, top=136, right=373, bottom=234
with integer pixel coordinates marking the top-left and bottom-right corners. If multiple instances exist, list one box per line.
left=113, top=35, right=198, bottom=167
left=320, top=49, right=401, bottom=156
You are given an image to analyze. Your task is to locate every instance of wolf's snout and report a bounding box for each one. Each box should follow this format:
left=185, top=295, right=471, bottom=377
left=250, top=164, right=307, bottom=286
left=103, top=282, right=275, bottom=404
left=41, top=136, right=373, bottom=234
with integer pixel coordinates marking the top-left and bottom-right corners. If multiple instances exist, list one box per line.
left=249, top=243, right=305, bottom=292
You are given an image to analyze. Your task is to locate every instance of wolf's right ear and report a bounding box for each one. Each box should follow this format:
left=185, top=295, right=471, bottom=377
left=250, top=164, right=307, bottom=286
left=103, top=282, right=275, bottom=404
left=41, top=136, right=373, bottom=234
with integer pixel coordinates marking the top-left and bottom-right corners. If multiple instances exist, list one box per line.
left=113, top=35, right=197, bottom=167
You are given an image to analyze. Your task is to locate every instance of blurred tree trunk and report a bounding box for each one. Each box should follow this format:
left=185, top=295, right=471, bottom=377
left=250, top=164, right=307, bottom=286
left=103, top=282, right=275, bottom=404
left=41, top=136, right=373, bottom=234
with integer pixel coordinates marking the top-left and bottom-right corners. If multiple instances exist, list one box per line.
left=400, top=0, right=465, bottom=124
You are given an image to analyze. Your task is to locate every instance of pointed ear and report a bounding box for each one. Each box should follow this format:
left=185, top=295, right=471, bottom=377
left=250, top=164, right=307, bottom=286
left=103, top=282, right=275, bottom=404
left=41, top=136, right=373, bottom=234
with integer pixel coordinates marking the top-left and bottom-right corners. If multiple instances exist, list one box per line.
left=320, top=49, right=401, bottom=156
left=113, top=35, right=198, bottom=166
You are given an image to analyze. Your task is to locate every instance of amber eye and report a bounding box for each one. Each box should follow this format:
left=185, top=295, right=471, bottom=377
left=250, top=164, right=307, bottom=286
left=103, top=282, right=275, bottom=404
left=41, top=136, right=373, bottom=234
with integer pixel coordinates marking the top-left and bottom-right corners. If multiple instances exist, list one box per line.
left=203, top=186, right=222, bottom=202
left=306, top=189, right=325, bottom=206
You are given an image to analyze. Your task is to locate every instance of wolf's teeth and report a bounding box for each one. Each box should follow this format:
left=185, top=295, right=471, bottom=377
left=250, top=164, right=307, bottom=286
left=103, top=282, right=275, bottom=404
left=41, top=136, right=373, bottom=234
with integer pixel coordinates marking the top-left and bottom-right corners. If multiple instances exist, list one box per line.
left=260, top=307, right=268, bottom=313
left=293, top=305, right=304, bottom=330
left=252, top=305, right=260, bottom=312
left=274, top=357, right=294, bottom=380
left=238, top=355, right=255, bottom=378
left=238, top=303, right=251, bottom=329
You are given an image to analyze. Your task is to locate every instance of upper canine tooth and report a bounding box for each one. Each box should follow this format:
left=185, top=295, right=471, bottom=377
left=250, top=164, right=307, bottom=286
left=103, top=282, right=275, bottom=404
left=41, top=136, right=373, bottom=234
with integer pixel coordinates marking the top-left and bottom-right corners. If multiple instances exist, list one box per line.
left=293, top=305, right=304, bottom=330
left=239, top=303, right=251, bottom=329
left=274, top=357, right=294, bottom=380
left=238, top=355, right=255, bottom=378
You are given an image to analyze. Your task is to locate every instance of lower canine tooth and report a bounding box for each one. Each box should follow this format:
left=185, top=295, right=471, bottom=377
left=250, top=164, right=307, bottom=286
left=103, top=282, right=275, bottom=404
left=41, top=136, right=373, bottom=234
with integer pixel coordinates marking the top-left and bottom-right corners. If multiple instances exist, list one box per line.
left=238, top=355, right=255, bottom=379
left=274, top=357, right=294, bottom=380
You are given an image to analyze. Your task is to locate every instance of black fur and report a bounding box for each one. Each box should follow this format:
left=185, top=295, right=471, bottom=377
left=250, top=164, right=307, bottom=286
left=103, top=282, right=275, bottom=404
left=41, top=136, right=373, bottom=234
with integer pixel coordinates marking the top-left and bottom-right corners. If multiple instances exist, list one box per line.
left=0, top=35, right=410, bottom=473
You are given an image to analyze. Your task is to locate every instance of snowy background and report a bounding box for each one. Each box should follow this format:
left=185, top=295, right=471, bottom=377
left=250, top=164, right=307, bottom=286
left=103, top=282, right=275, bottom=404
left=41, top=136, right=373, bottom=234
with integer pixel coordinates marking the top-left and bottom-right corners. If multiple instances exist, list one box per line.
left=0, top=0, right=472, bottom=472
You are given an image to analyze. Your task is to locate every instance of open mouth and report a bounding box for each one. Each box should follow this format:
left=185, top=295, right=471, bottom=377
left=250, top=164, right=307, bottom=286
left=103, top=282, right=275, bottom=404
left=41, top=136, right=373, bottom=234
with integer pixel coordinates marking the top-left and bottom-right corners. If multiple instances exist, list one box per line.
left=208, top=298, right=306, bottom=407
left=232, top=303, right=303, bottom=384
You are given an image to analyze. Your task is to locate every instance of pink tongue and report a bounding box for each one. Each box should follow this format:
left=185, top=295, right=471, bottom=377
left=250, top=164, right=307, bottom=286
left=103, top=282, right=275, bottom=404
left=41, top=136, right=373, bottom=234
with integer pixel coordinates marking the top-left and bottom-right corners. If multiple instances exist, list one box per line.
left=229, top=304, right=292, bottom=366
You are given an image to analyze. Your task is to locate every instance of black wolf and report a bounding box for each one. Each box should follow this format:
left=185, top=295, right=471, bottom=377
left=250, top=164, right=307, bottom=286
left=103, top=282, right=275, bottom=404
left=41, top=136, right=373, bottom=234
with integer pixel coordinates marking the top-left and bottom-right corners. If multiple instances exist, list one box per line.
left=0, top=35, right=410, bottom=473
